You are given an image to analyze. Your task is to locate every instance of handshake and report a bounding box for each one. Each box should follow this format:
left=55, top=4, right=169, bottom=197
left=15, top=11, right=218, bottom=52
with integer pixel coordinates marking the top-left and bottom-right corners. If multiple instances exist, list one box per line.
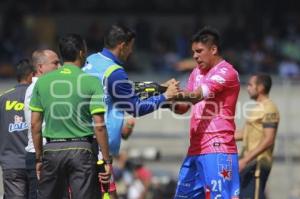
left=134, top=78, right=181, bottom=101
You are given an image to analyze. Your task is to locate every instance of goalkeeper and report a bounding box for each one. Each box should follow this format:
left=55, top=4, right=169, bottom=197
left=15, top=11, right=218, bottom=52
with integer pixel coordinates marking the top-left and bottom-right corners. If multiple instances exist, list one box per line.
left=83, top=24, right=178, bottom=199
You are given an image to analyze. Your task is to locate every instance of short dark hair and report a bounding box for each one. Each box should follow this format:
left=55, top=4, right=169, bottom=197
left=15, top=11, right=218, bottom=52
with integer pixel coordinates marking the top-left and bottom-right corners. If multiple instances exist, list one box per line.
left=104, top=24, right=136, bottom=49
left=15, top=59, right=34, bottom=82
left=192, top=27, right=221, bottom=52
left=254, top=74, right=272, bottom=94
left=58, top=34, right=86, bottom=62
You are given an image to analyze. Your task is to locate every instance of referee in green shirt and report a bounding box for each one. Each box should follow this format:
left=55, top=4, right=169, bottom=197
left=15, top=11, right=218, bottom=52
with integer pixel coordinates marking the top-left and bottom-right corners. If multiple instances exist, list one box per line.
left=30, top=34, right=111, bottom=199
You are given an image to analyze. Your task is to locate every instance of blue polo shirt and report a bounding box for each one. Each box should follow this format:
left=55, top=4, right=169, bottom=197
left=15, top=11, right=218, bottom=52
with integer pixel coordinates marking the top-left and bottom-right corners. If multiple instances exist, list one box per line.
left=101, top=48, right=166, bottom=116
left=83, top=48, right=166, bottom=155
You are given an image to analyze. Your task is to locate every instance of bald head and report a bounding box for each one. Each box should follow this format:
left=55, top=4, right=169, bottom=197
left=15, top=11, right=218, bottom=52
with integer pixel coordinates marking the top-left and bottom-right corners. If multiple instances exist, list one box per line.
left=32, top=49, right=60, bottom=76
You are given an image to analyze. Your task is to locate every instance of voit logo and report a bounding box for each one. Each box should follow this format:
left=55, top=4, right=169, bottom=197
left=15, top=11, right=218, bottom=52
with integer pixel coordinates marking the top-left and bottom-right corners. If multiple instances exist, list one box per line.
left=5, top=100, right=24, bottom=111
left=8, top=115, right=28, bottom=133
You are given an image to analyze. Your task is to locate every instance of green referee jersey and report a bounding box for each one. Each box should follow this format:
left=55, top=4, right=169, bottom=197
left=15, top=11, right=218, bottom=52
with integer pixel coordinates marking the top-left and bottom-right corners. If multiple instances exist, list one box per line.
left=29, top=64, right=106, bottom=139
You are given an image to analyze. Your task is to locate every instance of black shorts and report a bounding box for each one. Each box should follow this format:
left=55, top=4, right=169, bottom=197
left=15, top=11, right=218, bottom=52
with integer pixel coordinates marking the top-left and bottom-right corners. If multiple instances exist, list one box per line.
left=240, top=161, right=271, bottom=199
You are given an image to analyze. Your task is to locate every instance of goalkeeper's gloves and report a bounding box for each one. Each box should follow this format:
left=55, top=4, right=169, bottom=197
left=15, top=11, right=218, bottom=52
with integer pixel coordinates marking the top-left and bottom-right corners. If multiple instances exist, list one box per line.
left=134, top=81, right=167, bottom=99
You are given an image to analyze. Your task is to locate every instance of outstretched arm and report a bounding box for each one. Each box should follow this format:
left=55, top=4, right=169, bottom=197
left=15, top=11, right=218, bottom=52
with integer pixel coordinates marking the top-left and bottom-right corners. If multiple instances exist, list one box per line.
left=173, top=87, right=204, bottom=104
left=107, top=69, right=179, bottom=117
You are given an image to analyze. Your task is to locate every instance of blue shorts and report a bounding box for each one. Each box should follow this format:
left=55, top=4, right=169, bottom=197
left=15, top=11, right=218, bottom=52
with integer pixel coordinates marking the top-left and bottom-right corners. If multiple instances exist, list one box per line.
left=174, top=153, right=240, bottom=199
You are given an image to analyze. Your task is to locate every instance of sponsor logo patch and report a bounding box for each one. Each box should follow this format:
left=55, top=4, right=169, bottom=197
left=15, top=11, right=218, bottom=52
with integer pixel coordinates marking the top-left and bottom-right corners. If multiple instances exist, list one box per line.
left=8, top=115, right=28, bottom=133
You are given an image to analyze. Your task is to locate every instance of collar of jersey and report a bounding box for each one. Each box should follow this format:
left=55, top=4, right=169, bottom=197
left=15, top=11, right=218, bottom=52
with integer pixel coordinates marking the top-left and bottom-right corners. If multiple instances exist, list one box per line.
left=100, top=48, right=123, bottom=66
left=62, top=63, right=82, bottom=71
left=32, top=76, right=39, bottom=83
left=15, top=83, right=30, bottom=88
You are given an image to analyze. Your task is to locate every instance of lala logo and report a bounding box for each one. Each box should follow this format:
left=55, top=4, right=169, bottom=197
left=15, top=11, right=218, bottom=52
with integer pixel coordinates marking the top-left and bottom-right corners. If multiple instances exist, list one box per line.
left=8, top=115, right=28, bottom=133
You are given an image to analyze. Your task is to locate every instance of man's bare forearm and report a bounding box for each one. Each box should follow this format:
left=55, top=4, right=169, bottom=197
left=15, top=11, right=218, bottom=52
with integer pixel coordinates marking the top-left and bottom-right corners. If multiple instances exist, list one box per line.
left=173, top=88, right=204, bottom=104
left=31, top=112, right=43, bottom=160
left=32, top=132, right=43, bottom=159
left=93, top=114, right=110, bottom=161
left=95, top=126, right=110, bottom=161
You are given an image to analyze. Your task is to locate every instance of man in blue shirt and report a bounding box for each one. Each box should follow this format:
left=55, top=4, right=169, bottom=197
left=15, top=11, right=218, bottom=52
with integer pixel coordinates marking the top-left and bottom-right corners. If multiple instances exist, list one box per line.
left=83, top=24, right=178, bottom=198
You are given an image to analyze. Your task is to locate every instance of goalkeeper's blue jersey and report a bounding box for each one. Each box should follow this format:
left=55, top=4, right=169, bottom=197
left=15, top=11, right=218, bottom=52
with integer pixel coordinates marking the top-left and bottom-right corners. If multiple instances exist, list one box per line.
left=83, top=50, right=124, bottom=155
left=83, top=48, right=166, bottom=155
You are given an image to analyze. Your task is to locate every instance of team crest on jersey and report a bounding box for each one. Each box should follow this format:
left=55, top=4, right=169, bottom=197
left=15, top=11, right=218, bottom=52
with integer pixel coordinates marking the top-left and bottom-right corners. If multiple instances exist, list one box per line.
left=8, top=115, right=28, bottom=133
left=217, top=155, right=233, bottom=180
